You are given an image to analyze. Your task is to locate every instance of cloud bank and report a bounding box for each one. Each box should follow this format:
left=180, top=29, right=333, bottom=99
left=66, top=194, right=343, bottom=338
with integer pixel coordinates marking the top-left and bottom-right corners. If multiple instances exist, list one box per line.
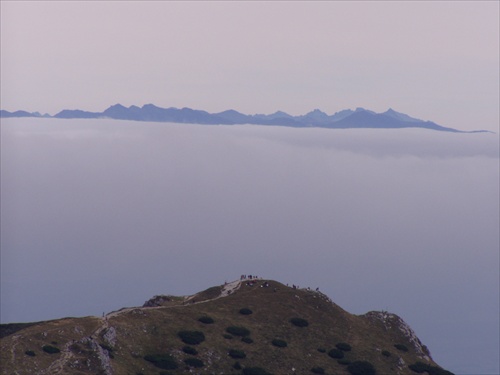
left=1, top=118, right=498, bottom=374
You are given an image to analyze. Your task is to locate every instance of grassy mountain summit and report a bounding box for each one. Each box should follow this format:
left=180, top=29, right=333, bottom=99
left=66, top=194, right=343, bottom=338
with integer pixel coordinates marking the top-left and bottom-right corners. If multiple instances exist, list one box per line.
left=0, top=279, right=453, bottom=375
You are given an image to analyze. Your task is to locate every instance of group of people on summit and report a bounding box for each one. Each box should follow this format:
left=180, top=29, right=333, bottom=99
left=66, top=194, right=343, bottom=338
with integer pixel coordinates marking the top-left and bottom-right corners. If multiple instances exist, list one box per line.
left=237, top=275, right=320, bottom=293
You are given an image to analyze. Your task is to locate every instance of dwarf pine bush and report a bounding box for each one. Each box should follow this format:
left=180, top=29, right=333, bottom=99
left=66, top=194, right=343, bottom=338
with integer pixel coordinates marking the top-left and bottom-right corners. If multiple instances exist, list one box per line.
left=177, top=331, right=205, bottom=345
left=42, top=345, right=60, bottom=354
left=239, top=308, right=253, bottom=315
left=198, top=316, right=214, bottom=324
left=228, top=349, right=246, bottom=359
left=347, top=361, right=376, bottom=375
left=394, top=343, right=409, bottom=352
left=271, top=339, right=288, bottom=348
left=182, top=346, right=198, bottom=355
left=290, top=317, right=309, bottom=327
left=226, top=326, right=250, bottom=337
left=336, top=342, right=352, bottom=351
left=409, top=362, right=455, bottom=375
left=143, top=354, right=178, bottom=370
left=338, top=359, right=352, bottom=365
left=184, top=357, right=204, bottom=368
left=328, top=348, right=344, bottom=359
left=311, top=366, right=325, bottom=374
left=242, top=367, right=272, bottom=375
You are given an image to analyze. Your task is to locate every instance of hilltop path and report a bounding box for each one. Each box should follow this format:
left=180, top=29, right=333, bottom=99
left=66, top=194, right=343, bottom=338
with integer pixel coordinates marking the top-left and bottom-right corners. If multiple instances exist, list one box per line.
left=75, top=280, right=244, bottom=374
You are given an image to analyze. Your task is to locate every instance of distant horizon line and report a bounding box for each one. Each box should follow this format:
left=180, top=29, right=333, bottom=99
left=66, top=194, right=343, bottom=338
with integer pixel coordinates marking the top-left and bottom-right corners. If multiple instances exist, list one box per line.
left=0, top=103, right=493, bottom=134
left=1, top=103, right=415, bottom=117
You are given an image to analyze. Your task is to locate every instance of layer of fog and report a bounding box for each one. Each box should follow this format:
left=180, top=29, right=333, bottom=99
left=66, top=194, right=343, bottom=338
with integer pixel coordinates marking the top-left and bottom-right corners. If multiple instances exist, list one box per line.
left=1, top=118, right=498, bottom=374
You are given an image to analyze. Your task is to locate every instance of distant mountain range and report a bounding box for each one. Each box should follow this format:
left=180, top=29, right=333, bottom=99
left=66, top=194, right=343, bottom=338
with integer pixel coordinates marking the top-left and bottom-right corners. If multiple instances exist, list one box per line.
left=0, top=104, right=488, bottom=133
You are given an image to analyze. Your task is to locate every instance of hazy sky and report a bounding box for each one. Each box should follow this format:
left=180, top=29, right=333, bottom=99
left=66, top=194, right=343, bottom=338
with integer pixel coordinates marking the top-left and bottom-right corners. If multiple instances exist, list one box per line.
left=1, top=1, right=499, bottom=131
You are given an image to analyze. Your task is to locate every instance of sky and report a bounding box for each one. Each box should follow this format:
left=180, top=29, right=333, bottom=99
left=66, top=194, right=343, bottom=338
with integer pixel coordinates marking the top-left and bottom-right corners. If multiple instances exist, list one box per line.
left=1, top=118, right=499, bottom=375
left=1, top=1, right=499, bottom=132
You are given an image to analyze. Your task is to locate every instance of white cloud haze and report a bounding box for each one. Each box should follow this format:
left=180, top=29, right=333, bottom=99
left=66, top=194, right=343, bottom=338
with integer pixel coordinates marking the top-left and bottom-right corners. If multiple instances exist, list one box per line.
left=1, top=119, right=498, bottom=374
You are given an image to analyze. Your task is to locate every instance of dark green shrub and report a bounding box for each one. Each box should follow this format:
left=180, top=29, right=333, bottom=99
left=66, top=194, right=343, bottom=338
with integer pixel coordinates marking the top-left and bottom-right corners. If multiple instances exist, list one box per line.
left=394, top=343, right=409, bottom=352
left=42, top=345, right=60, bottom=354
left=409, top=362, right=429, bottom=373
left=409, top=362, right=455, bottom=375
left=317, top=347, right=326, bottom=353
left=381, top=350, right=391, bottom=357
left=290, top=317, right=309, bottom=327
left=242, top=367, right=272, bottom=375
left=184, top=357, right=204, bottom=368
left=311, top=367, right=325, bottom=374
left=336, top=342, right=352, bottom=351
left=143, top=354, right=178, bottom=370
left=327, top=348, right=344, bottom=359
left=223, top=333, right=233, bottom=339
left=177, top=330, right=205, bottom=345
left=100, top=343, right=115, bottom=359
left=429, top=367, right=454, bottom=375
left=182, top=346, right=198, bottom=355
left=228, top=349, right=246, bottom=359
left=226, top=326, right=250, bottom=337
left=99, top=343, right=113, bottom=352
left=239, top=308, right=253, bottom=315
left=271, top=339, right=287, bottom=348
left=241, top=336, right=254, bottom=344
left=25, top=350, right=36, bottom=357
left=347, top=361, right=376, bottom=375
left=233, top=361, right=242, bottom=369
left=338, top=359, right=351, bottom=365
left=428, top=367, right=454, bottom=375
left=198, top=316, right=214, bottom=324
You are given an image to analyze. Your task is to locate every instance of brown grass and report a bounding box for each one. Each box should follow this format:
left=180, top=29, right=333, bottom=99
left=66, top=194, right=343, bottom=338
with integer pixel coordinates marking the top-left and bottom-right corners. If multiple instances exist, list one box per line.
left=1, top=280, right=448, bottom=375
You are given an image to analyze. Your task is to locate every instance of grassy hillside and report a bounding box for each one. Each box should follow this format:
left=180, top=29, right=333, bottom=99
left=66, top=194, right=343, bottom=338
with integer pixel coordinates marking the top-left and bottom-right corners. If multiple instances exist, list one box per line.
left=0, top=279, right=453, bottom=375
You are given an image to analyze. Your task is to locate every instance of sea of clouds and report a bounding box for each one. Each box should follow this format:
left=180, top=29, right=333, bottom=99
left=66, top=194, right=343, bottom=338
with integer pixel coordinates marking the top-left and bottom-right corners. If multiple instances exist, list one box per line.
left=1, top=118, right=498, bottom=374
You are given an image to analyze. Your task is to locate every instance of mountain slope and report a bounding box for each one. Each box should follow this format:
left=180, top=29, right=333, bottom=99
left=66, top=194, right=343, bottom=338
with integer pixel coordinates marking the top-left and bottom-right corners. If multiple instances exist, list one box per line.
left=0, top=279, right=453, bottom=375
left=0, top=109, right=44, bottom=118
left=323, top=110, right=459, bottom=132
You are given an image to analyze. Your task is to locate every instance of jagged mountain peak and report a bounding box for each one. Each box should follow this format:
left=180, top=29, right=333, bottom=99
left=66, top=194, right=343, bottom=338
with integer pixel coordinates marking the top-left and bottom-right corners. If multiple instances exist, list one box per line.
left=307, top=108, right=328, bottom=114
left=304, top=108, right=329, bottom=118
left=141, top=103, right=162, bottom=109
left=382, top=108, right=423, bottom=123
left=272, top=110, right=293, bottom=117
left=253, top=110, right=293, bottom=119
left=107, top=103, right=127, bottom=110
left=217, top=109, right=244, bottom=115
